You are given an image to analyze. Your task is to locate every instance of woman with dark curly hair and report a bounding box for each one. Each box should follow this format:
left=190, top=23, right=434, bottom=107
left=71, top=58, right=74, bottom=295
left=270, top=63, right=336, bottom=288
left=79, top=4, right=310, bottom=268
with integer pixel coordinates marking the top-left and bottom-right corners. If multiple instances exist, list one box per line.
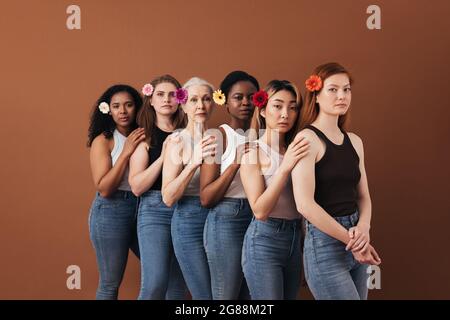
left=87, top=84, right=145, bottom=299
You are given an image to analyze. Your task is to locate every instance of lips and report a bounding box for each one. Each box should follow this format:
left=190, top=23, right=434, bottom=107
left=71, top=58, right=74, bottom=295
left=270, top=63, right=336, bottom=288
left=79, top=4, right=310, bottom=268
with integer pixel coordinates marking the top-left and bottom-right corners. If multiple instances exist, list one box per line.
left=119, top=117, right=129, bottom=122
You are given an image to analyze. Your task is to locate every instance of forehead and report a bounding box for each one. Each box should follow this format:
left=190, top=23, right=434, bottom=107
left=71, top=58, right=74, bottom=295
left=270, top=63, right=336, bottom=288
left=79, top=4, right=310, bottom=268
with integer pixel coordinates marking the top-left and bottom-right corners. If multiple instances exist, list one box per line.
left=188, top=85, right=211, bottom=96
left=229, top=81, right=257, bottom=93
left=111, top=91, right=133, bottom=103
left=154, top=82, right=177, bottom=92
left=269, top=89, right=296, bottom=102
left=324, top=73, right=350, bottom=86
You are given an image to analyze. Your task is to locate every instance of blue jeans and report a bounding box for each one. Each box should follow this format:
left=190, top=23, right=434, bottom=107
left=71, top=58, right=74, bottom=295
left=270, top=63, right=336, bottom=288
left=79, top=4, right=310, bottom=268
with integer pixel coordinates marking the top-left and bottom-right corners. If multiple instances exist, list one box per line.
left=242, top=217, right=302, bottom=300
left=303, top=211, right=369, bottom=300
left=204, top=198, right=252, bottom=300
left=137, top=190, right=187, bottom=300
left=88, top=191, right=139, bottom=300
left=171, top=196, right=212, bottom=300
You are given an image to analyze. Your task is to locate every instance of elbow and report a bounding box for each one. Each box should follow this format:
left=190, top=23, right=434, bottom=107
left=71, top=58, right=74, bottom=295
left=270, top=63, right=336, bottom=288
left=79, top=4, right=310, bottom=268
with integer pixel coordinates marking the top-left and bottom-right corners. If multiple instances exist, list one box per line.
left=253, top=209, right=269, bottom=221
left=200, top=193, right=215, bottom=208
left=296, top=201, right=314, bottom=220
left=98, top=189, right=112, bottom=198
left=162, top=190, right=175, bottom=208
left=131, top=186, right=143, bottom=197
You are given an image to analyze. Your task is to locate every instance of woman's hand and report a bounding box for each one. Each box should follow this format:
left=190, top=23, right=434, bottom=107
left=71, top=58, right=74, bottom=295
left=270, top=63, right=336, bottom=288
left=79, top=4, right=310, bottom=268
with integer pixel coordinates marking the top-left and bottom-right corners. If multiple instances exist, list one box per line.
left=192, top=135, right=217, bottom=165
left=346, top=222, right=370, bottom=252
left=122, top=128, right=146, bottom=158
left=280, top=135, right=309, bottom=174
left=352, top=244, right=381, bottom=265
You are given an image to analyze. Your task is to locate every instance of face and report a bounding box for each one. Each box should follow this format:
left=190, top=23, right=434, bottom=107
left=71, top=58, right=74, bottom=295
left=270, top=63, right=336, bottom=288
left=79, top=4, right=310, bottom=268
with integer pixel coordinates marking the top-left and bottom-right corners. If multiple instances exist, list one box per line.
left=261, top=89, right=299, bottom=133
left=183, top=85, right=214, bottom=124
left=150, top=82, right=178, bottom=116
left=226, top=81, right=258, bottom=121
left=109, top=91, right=136, bottom=128
left=316, top=73, right=352, bottom=116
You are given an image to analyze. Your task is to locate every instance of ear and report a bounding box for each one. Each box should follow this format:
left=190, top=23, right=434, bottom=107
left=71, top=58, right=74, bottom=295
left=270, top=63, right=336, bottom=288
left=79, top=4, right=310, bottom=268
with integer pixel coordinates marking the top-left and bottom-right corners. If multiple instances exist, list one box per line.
left=260, top=108, right=266, bottom=118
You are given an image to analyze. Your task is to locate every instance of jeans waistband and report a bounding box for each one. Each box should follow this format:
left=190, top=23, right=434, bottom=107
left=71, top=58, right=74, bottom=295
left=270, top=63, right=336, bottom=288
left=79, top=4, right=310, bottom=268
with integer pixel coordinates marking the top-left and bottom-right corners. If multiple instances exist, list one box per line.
left=305, top=211, right=359, bottom=228
left=255, top=216, right=301, bottom=231
left=96, top=190, right=136, bottom=200
left=141, top=189, right=162, bottom=197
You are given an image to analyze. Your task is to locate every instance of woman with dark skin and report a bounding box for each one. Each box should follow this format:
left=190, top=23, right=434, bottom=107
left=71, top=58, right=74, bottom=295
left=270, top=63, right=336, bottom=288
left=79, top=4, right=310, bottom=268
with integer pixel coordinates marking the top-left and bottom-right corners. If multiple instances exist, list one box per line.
left=87, top=84, right=144, bottom=299
left=200, top=71, right=259, bottom=299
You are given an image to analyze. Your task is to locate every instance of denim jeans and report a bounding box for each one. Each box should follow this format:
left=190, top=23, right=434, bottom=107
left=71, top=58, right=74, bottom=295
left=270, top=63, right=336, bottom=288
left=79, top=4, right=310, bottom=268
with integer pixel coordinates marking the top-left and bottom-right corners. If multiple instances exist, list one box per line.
left=242, top=217, right=302, bottom=300
left=204, top=198, right=252, bottom=300
left=171, top=196, right=212, bottom=300
left=88, top=191, right=139, bottom=300
left=303, top=211, right=369, bottom=300
left=137, top=190, right=187, bottom=300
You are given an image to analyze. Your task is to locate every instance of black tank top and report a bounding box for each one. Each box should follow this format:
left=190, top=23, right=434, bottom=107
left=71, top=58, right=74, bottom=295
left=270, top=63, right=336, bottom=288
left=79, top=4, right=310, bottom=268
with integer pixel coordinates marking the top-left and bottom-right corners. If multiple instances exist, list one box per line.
left=306, top=125, right=361, bottom=217
left=148, top=126, right=171, bottom=191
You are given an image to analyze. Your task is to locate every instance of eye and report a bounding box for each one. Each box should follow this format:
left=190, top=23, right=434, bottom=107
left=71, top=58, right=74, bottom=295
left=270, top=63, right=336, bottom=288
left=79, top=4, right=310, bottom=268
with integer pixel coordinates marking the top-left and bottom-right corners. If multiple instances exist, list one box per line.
left=328, top=88, right=337, bottom=92
left=169, top=92, right=175, bottom=98
left=290, top=105, right=297, bottom=110
left=233, top=95, right=243, bottom=101
left=157, top=92, right=164, bottom=97
left=344, top=88, right=351, bottom=92
left=191, top=98, right=198, bottom=103
left=273, top=104, right=281, bottom=109
left=203, top=96, right=212, bottom=102
left=111, top=104, right=119, bottom=109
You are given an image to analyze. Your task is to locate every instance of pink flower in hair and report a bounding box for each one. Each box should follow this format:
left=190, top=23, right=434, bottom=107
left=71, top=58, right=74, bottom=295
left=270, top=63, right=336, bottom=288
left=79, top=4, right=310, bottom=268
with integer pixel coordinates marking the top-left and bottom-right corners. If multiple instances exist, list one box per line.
left=142, top=83, right=154, bottom=96
left=175, top=88, right=188, bottom=104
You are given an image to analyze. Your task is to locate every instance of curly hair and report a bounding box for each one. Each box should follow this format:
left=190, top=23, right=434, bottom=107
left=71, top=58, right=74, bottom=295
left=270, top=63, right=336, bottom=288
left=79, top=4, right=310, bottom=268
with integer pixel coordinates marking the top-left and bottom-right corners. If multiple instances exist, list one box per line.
left=87, top=84, right=143, bottom=147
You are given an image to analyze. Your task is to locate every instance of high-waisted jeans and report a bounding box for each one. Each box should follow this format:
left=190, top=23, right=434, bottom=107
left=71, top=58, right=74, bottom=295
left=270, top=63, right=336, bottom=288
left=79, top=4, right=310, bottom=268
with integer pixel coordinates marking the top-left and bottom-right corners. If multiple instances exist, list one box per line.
left=137, top=190, right=187, bottom=300
left=242, top=217, right=302, bottom=300
left=204, top=198, right=252, bottom=300
left=89, top=191, right=139, bottom=300
left=303, top=211, right=369, bottom=300
left=171, top=195, right=212, bottom=300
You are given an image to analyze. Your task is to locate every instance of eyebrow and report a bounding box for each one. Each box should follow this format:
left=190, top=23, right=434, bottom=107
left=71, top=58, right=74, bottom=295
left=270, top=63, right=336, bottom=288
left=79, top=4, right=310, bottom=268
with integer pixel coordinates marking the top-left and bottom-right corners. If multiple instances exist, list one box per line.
left=111, top=100, right=133, bottom=105
left=327, top=83, right=351, bottom=87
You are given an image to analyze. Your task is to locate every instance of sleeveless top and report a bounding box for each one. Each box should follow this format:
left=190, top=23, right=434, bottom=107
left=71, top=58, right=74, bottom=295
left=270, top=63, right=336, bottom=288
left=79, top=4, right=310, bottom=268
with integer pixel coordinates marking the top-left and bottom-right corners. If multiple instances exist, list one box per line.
left=148, top=126, right=171, bottom=191
left=257, top=140, right=299, bottom=220
left=180, top=131, right=201, bottom=196
left=220, top=124, right=246, bottom=198
left=306, top=125, right=361, bottom=217
left=111, top=129, right=132, bottom=191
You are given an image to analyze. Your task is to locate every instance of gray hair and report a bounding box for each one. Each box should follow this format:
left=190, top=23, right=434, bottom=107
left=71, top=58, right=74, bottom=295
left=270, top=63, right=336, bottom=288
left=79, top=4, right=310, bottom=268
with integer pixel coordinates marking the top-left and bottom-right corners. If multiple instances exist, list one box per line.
left=183, top=77, right=215, bottom=93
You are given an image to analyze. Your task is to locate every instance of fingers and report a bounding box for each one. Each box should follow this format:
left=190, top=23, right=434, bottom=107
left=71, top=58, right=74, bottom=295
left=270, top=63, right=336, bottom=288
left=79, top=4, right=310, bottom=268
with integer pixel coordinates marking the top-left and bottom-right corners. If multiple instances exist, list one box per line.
left=348, top=227, right=356, bottom=239
left=352, top=238, right=368, bottom=252
left=370, top=247, right=382, bottom=264
left=346, top=234, right=361, bottom=251
left=357, top=241, right=370, bottom=254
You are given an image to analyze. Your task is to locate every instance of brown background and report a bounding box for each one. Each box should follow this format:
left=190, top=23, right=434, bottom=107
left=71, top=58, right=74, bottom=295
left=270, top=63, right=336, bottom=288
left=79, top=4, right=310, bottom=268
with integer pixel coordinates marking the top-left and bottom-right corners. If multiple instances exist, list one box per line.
left=0, top=0, right=449, bottom=299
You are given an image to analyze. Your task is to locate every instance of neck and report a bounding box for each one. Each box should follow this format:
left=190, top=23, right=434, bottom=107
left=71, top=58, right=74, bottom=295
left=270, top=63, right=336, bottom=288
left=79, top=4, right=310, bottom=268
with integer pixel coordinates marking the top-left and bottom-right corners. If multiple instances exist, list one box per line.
left=313, top=112, right=340, bottom=134
left=261, top=127, right=286, bottom=153
left=186, top=120, right=207, bottom=139
left=116, top=125, right=131, bottom=136
left=229, top=116, right=250, bottom=131
left=156, top=113, right=175, bottom=132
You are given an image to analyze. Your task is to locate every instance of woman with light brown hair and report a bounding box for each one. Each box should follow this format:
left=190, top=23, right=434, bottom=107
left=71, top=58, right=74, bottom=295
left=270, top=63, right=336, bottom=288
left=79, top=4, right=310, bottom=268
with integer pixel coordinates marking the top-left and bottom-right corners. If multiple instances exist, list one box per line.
left=292, top=62, right=381, bottom=300
left=128, top=74, right=187, bottom=299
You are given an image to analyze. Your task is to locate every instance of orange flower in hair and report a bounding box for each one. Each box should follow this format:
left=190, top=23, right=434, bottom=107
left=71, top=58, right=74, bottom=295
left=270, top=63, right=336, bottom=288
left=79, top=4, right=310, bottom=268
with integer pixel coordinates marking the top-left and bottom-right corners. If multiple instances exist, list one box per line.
left=305, top=75, right=322, bottom=92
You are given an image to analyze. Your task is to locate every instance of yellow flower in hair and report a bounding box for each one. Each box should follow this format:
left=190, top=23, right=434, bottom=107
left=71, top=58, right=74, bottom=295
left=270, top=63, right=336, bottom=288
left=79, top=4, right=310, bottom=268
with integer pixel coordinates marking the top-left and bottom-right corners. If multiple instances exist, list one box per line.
left=213, top=89, right=226, bottom=105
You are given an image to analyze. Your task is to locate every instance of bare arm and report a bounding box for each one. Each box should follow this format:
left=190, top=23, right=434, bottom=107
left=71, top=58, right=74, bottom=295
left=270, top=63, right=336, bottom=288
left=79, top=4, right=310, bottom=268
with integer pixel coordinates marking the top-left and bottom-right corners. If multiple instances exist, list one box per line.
left=128, top=141, right=164, bottom=197
left=240, top=136, right=308, bottom=220
left=292, top=130, right=352, bottom=245
left=200, top=128, right=240, bottom=208
left=90, top=128, right=145, bottom=197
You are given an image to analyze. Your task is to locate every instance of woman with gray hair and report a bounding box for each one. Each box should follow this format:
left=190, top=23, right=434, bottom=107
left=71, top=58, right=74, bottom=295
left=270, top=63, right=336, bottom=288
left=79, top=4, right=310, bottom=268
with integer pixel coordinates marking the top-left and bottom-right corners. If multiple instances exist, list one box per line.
left=162, top=77, right=217, bottom=299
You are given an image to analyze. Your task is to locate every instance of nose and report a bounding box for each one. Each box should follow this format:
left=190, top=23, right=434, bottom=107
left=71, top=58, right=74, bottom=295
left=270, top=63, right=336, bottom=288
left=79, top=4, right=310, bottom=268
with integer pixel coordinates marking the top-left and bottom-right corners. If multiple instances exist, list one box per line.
left=337, top=89, right=345, bottom=100
left=119, top=104, right=127, bottom=114
left=242, top=96, right=250, bottom=106
left=164, top=93, right=170, bottom=103
left=196, top=100, right=205, bottom=110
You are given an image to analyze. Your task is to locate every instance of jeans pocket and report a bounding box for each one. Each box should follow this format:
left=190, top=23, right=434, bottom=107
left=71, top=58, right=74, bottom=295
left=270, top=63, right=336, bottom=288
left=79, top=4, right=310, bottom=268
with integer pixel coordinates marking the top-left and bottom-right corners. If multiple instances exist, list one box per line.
left=213, top=201, right=240, bottom=217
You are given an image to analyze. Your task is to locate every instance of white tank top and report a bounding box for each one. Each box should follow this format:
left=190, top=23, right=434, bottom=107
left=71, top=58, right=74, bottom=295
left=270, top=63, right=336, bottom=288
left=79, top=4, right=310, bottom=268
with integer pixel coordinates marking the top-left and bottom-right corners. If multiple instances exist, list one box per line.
left=111, top=129, right=132, bottom=191
left=220, top=124, right=247, bottom=198
left=257, top=140, right=299, bottom=220
left=180, top=131, right=200, bottom=196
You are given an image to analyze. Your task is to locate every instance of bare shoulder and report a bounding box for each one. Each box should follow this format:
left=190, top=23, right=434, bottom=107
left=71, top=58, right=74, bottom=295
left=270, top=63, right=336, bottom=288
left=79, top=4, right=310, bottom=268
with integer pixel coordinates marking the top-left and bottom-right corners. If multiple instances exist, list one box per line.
left=347, top=132, right=364, bottom=152
left=91, top=133, right=112, bottom=151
